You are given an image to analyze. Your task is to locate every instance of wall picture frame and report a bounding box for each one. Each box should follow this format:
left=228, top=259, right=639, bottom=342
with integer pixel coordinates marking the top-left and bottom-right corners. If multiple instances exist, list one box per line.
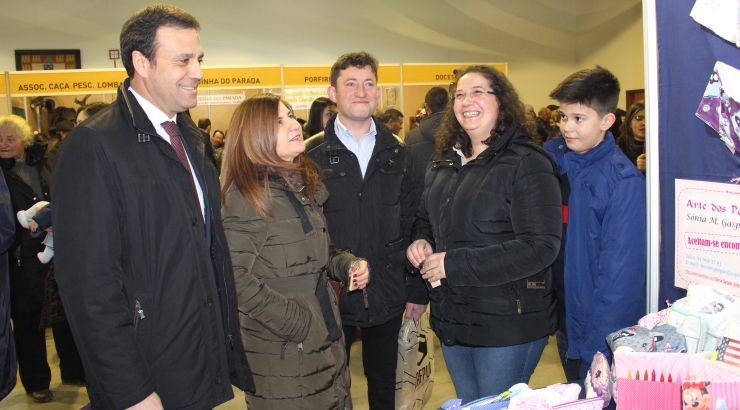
left=15, top=49, right=81, bottom=71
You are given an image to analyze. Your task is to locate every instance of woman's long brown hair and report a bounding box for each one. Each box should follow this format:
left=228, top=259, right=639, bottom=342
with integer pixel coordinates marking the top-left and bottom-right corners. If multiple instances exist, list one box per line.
left=220, top=93, right=321, bottom=219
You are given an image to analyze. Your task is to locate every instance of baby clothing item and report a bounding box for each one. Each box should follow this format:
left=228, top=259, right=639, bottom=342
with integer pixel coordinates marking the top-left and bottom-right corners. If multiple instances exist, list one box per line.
left=696, top=61, right=740, bottom=155
left=16, top=200, right=54, bottom=264
left=690, top=0, right=740, bottom=46
left=17, top=201, right=50, bottom=230
left=507, top=383, right=581, bottom=409
left=38, top=233, right=54, bottom=264
left=584, top=352, right=611, bottom=408
left=667, top=284, right=740, bottom=354
left=607, top=324, right=687, bottom=354
left=637, top=307, right=670, bottom=330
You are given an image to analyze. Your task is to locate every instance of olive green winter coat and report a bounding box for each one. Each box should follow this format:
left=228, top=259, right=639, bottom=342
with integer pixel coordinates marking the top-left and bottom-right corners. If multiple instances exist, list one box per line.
left=222, top=172, right=354, bottom=410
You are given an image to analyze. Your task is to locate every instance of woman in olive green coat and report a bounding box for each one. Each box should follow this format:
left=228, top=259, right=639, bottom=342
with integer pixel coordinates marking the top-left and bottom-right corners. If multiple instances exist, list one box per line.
left=221, top=94, right=369, bottom=410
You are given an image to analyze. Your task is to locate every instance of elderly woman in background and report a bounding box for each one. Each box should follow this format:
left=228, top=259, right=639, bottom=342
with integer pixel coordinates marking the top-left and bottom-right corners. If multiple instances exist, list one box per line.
left=220, top=94, right=368, bottom=410
left=0, top=115, right=85, bottom=403
left=406, top=66, right=562, bottom=402
left=616, top=100, right=646, bottom=173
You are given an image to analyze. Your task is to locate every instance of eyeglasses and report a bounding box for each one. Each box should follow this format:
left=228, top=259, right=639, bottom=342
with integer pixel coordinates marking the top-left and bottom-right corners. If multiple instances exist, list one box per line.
left=451, top=89, right=496, bottom=102
left=632, top=115, right=645, bottom=122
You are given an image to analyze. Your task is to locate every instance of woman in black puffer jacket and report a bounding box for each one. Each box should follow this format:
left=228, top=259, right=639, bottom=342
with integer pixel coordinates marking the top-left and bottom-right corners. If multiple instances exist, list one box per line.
left=406, top=66, right=562, bottom=403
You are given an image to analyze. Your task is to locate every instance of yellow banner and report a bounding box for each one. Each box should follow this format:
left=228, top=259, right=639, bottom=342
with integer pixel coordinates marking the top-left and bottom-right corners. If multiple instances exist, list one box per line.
left=9, top=70, right=127, bottom=95
left=8, top=66, right=281, bottom=95
left=0, top=77, right=5, bottom=95
left=378, top=65, right=401, bottom=84
left=402, top=63, right=508, bottom=84
left=199, top=66, right=281, bottom=89
left=283, top=66, right=332, bottom=87
left=284, top=64, right=401, bottom=87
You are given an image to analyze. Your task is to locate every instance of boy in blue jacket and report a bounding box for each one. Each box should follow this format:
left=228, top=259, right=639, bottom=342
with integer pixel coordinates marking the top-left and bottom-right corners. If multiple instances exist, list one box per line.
left=544, top=66, right=646, bottom=381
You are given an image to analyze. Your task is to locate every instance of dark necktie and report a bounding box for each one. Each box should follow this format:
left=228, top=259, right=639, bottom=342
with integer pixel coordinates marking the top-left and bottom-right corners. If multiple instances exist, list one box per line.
left=161, top=121, right=203, bottom=221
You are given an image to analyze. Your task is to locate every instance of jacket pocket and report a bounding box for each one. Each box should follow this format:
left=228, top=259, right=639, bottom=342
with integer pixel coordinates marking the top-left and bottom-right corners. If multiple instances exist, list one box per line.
left=243, top=296, right=312, bottom=344
left=511, top=271, right=550, bottom=314
left=473, top=219, right=511, bottom=235
left=379, top=168, right=404, bottom=206
left=385, top=236, right=405, bottom=251
left=385, top=236, right=407, bottom=272
left=133, top=293, right=153, bottom=361
left=321, top=167, right=349, bottom=213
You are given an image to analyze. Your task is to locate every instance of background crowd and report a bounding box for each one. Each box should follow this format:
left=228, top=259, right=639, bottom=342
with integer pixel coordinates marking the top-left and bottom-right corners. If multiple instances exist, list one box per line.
left=0, top=4, right=649, bottom=410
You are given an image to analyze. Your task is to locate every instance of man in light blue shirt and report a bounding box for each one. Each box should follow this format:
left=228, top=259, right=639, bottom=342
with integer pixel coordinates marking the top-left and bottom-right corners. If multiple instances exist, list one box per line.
left=306, top=51, right=428, bottom=410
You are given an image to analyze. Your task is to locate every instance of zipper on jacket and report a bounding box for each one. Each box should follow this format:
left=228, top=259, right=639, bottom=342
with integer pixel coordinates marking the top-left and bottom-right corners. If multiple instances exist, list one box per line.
left=281, top=340, right=288, bottom=360
left=297, top=343, right=304, bottom=365
left=215, top=233, right=243, bottom=383
left=135, top=300, right=145, bottom=328
left=516, top=299, right=522, bottom=315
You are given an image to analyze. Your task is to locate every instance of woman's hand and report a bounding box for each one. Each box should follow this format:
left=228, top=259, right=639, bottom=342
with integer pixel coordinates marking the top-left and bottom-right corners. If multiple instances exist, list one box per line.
left=350, top=259, right=369, bottom=290
left=407, top=239, right=433, bottom=268
left=29, top=220, right=39, bottom=232
left=636, top=154, right=646, bottom=173
left=420, top=252, right=447, bottom=283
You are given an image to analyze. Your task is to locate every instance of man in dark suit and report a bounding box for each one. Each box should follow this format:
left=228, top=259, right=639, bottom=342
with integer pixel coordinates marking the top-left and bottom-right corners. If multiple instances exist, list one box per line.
left=51, top=5, right=253, bottom=409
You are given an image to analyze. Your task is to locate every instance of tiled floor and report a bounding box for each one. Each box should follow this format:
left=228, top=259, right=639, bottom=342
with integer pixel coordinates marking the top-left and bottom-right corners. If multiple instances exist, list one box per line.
left=2, top=330, right=566, bottom=409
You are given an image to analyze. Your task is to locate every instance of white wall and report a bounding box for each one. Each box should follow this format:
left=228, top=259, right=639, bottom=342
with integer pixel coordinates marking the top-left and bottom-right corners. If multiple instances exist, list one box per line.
left=0, top=0, right=644, bottom=111
left=577, top=2, right=645, bottom=110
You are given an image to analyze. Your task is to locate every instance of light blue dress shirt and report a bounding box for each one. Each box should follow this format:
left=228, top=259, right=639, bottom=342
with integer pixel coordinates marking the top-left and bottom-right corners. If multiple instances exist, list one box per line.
left=334, top=117, right=377, bottom=178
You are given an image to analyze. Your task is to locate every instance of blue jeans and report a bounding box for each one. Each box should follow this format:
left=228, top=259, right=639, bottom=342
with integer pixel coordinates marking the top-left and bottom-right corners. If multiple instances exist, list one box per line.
left=441, top=335, right=549, bottom=403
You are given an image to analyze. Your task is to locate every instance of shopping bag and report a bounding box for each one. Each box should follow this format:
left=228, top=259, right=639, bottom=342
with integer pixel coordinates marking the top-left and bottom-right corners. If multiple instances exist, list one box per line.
left=395, top=309, right=434, bottom=410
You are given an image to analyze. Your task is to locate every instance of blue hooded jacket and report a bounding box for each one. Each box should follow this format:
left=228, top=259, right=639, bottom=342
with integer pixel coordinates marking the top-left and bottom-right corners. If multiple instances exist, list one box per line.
left=544, top=133, right=646, bottom=377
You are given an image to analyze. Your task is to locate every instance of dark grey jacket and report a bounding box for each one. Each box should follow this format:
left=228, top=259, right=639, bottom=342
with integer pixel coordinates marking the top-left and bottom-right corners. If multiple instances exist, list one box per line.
left=0, top=167, right=16, bottom=400
left=405, top=111, right=444, bottom=192
left=306, top=116, right=428, bottom=328
left=1, top=142, right=52, bottom=313
left=51, top=79, right=254, bottom=410
left=223, top=175, right=353, bottom=410
left=412, top=126, right=561, bottom=347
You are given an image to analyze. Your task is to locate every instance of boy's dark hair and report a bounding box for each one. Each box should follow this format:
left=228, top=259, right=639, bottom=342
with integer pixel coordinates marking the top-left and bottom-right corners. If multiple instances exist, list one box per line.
left=549, top=66, right=620, bottom=118
left=330, top=51, right=378, bottom=87
left=425, top=86, right=449, bottom=113
left=379, top=108, right=403, bottom=123
left=120, top=4, right=200, bottom=78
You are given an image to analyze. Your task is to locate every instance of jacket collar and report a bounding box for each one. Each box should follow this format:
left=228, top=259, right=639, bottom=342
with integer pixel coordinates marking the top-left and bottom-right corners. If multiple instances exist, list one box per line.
left=263, top=167, right=330, bottom=207
left=322, top=116, right=400, bottom=154
left=117, top=78, right=204, bottom=158
left=117, top=78, right=159, bottom=137
left=561, top=132, right=616, bottom=173
left=430, top=125, right=528, bottom=168
left=0, top=141, right=47, bottom=171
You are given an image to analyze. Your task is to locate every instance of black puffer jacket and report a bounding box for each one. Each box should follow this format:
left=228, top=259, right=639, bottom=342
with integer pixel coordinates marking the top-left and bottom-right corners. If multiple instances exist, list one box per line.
left=307, top=116, right=428, bottom=328
left=1, top=142, right=52, bottom=314
left=52, top=79, right=254, bottom=410
left=405, top=111, right=444, bottom=192
left=411, top=126, right=561, bottom=347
